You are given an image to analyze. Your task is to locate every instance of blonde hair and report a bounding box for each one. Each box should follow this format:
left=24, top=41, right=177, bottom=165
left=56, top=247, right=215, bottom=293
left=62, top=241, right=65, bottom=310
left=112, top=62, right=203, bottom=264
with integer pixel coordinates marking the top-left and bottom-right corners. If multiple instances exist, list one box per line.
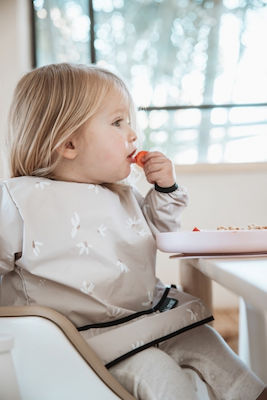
left=8, top=63, right=137, bottom=180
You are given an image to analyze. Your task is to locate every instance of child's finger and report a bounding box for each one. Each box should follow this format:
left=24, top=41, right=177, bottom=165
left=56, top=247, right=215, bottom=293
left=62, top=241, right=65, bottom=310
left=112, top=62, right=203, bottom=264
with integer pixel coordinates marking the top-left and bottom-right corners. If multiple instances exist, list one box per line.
left=145, top=171, right=174, bottom=185
left=144, top=166, right=162, bottom=178
left=144, top=163, right=167, bottom=176
left=143, top=151, right=166, bottom=163
left=144, top=158, right=166, bottom=168
left=145, top=159, right=173, bottom=173
left=145, top=171, right=158, bottom=184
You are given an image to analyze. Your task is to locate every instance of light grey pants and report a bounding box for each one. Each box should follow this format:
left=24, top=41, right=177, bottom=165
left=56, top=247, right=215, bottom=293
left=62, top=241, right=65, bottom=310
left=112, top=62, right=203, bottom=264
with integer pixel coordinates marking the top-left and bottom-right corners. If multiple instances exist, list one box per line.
left=110, top=325, right=265, bottom=400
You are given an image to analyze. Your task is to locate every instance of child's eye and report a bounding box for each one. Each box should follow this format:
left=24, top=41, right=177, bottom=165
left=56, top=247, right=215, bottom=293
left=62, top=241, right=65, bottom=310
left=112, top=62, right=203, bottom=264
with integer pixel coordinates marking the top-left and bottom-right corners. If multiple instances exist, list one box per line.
left=112, top=119, right=122, bottom=127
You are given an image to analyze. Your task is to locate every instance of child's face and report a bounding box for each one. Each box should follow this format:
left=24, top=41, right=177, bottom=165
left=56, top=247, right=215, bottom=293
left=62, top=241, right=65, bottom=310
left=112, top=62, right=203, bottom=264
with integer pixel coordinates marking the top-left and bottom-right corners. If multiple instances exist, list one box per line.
left=74, top=88, right=137, bottom=184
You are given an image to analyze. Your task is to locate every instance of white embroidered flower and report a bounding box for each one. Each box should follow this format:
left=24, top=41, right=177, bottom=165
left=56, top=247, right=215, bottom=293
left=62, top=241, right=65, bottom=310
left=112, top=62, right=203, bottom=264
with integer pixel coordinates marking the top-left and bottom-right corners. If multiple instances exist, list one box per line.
left=126, top=216, right=141, bottom=229
left=107, top=306, right=121, bottom=318
left=116, top=260, right=129, bottom=273
left=131, top=340, right=144, bottom=350
left=127, top=216, right=148, bottom=236
left=142, top=291, right=154, bottom=307
left=32, top=240, right=43, bottom=256
left=38, top=279, right=46, bottom=287
left=80, top=280, right=95, bottom=295
left=71, top=212, right=80, bottom=238
left=88, top=184, right=99, bottom=194
left=186, top=309, right=198, bottom=321
left=35, top=181, right=51, bottom=190
left=76, top=241, right=92, bottom=255
left=97, top=224, right=107, bottom=237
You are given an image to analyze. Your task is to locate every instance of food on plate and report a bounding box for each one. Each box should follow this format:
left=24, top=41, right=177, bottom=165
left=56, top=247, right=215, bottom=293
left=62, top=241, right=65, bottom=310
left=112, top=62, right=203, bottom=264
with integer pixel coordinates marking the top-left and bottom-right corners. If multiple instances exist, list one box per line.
left=134, top=151, right=148, bottom=167
left=217, top=226, right=241, bottom=231
left=217, top=224, right=267, bottom=230
left=190, top=224, right=267, bottom=232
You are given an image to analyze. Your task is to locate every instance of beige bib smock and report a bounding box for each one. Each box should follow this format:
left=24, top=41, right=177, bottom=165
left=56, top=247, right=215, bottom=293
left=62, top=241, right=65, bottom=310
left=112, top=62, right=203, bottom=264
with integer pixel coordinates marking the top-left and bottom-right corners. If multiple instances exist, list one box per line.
left=0, top=177, right=212, bottom=366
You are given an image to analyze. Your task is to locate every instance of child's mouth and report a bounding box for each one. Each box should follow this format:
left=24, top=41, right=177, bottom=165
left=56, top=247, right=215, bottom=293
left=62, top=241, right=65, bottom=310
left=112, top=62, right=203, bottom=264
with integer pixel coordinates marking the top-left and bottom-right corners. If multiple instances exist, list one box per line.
left=127, top=149, right=137, bottom=163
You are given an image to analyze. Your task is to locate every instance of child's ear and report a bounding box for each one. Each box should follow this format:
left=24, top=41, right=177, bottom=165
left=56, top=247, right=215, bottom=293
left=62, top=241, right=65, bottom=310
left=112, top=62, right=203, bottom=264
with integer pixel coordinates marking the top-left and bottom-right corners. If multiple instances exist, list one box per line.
left=56, top=140, right=78, bottom=160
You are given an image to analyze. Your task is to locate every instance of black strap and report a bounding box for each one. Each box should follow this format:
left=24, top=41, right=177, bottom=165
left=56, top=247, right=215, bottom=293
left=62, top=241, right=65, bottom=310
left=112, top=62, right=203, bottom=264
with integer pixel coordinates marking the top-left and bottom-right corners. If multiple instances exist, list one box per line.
left=77, top=287, right=171, bottom=331
left=154, top=183, right=178, bottom=193
left=105, top=315, right=214, bottom=369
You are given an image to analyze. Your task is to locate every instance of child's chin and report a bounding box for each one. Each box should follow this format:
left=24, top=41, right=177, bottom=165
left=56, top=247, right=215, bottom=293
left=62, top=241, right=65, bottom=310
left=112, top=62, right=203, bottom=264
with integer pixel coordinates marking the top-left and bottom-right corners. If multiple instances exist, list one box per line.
left=122, top=165, right=132, bottom=178
left=120, top=171, right=131, bottom=181
left=111, top=169, right=131, bottom=183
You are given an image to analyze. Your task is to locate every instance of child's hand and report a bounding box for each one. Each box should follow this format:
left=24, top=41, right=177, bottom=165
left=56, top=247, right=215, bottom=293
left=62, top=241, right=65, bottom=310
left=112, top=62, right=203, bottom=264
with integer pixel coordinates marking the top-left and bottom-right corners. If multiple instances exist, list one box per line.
left=142, top=151, right=176, bottom=188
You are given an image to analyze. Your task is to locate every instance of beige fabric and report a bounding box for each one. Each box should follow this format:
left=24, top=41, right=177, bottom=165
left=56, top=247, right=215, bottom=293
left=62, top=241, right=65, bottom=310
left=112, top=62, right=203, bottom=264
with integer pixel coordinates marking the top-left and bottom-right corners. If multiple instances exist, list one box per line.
left=0, top=176, right=187, bottom=325
left=110, top=325, right=265, bottom=400
left=81, top=288, right=212, bottom=366
left=0, top=176, right=213, bottom=366
left=111, top=347, right=201, bottom=400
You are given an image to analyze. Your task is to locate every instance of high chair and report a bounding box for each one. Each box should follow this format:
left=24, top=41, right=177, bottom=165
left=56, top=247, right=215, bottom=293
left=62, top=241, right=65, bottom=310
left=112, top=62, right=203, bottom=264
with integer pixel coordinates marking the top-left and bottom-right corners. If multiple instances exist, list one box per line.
left=0, top=305, right=213, bottom=400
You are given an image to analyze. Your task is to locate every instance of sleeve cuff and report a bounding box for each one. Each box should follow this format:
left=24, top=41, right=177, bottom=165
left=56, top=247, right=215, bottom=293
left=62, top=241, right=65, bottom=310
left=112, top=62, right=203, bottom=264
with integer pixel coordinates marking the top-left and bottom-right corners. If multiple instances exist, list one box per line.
left=154, top=183, right=178, bottom=193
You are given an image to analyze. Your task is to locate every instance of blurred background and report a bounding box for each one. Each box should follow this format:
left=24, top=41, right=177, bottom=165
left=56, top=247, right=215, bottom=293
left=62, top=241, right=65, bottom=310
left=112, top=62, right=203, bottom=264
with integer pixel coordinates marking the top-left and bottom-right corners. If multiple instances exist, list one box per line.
left=32, top=0, right=267, bottom=164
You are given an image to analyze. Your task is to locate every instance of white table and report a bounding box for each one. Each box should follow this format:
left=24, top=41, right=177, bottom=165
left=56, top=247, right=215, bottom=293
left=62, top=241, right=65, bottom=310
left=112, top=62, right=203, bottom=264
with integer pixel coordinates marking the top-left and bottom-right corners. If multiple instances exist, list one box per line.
left=178, top=256, right=267, bottom=383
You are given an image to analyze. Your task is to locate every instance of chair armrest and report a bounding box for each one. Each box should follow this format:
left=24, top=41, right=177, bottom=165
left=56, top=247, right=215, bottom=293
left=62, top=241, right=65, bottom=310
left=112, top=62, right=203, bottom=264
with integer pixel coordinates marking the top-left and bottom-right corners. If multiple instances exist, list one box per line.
left=0, top=305, right=135, bottom=400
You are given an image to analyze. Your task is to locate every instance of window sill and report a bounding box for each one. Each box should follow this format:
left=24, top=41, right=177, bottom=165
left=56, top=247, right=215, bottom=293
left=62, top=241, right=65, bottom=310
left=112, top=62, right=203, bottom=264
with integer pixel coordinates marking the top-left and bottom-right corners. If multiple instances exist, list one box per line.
left=174, top=161, right=267, bottom=174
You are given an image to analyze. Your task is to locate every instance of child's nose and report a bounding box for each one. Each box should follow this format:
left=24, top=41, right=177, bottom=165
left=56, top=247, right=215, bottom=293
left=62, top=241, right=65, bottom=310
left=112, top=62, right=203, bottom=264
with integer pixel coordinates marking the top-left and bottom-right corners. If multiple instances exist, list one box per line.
left=128, top=127, right=137, bottom=143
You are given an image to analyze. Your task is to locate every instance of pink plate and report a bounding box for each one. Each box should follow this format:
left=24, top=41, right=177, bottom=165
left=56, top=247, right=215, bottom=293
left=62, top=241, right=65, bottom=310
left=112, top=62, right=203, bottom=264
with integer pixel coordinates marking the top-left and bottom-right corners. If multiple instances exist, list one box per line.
left=156, top=230, right=267, bottom=254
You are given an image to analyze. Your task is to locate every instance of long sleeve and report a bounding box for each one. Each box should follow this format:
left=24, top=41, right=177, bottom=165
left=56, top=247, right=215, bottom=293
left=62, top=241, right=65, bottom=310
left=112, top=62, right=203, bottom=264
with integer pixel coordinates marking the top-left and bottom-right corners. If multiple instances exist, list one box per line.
left=133, top=185, right=189, bottom=237
left=0, top=182, right=23, bottom=275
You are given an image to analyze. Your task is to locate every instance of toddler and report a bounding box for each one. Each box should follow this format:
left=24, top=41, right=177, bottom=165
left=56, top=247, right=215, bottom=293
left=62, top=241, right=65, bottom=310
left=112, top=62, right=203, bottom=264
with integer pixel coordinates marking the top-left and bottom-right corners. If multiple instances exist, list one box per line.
left=0, top=63, right=266, bottom=400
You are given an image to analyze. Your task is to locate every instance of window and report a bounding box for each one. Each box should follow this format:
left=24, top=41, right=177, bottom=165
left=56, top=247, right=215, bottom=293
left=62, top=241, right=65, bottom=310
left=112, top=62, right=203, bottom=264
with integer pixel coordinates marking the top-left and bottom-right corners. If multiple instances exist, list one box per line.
left=32, top=0, right=267, bottom=164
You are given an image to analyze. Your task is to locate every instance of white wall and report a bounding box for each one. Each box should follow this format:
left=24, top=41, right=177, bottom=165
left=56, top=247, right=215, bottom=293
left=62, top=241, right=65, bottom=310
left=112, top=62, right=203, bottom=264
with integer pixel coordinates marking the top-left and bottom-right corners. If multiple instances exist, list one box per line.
left=0, top=0, right=32, bottom=176
left=1, top=0, right=267, bottom=308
